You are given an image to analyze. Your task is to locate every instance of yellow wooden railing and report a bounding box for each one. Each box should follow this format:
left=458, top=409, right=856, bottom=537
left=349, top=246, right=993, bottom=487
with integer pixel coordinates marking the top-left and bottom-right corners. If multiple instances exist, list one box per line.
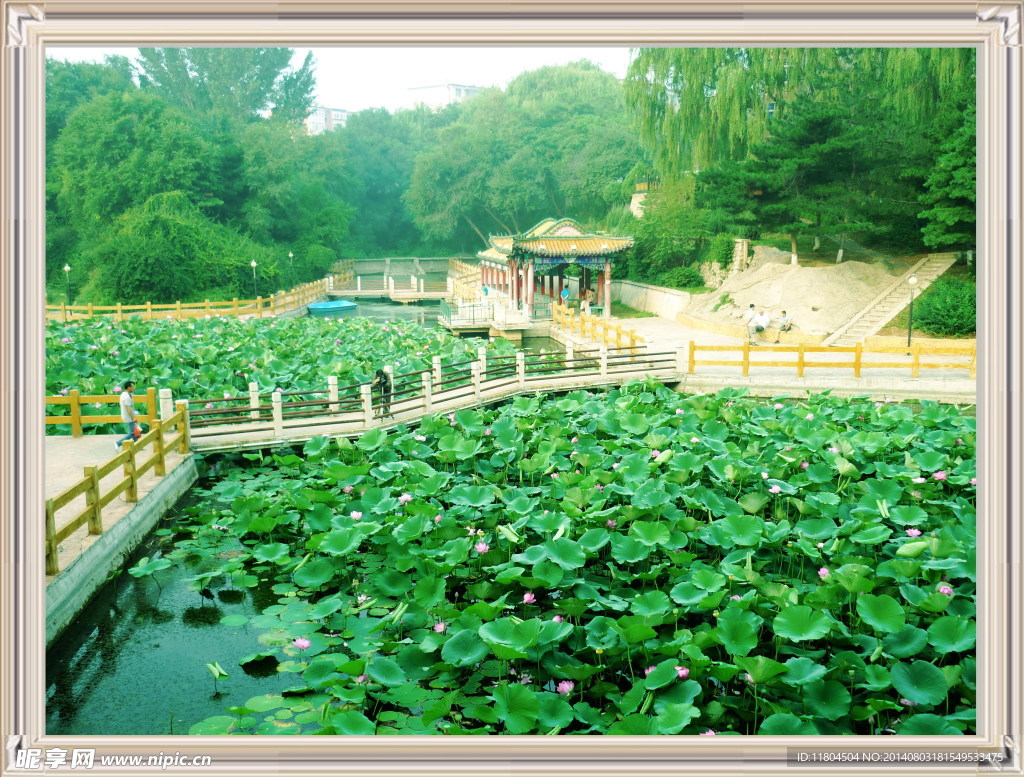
left=552, top=304, right=642, bottom=352
left=687, top=342, right=976, bottom=379
left=331, top=260, right=355, bottom=286
left=46, top=279, right=330, bottom=322
left=46, top=388, right=159, bottom=437
left=45, top=401, right=190, bottom=576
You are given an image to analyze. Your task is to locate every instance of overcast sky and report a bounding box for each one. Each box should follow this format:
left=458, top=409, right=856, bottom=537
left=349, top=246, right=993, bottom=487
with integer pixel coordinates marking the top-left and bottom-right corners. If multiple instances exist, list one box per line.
left=46, top=46, right=634, bottom=112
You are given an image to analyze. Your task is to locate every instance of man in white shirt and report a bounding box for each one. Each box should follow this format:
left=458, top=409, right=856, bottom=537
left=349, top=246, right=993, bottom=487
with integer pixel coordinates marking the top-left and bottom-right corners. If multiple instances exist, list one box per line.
left=114, top=380, right=137, bottom=450
left=743, top=304, right=758, bottom=345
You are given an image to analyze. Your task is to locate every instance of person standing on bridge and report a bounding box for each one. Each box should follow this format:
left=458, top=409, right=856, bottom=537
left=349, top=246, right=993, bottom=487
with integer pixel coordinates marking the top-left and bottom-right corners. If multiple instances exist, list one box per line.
left=114, top=380, right=138, bottom=450
left=371, top=369, right=393, bottom=419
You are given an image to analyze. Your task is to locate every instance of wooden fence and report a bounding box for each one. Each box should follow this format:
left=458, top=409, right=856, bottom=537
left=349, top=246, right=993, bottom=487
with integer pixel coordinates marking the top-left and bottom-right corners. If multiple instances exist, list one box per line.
left=46, top=388, right=159, bottom=437
left=687, top=341, right=977, bottom=379
left=45, top=401, right=190, bottom=576
left=552, top=304, right=642, bottom=352
left=184, top=345, right=678, bottom=445
left=46, top=279, right=330, bottom=323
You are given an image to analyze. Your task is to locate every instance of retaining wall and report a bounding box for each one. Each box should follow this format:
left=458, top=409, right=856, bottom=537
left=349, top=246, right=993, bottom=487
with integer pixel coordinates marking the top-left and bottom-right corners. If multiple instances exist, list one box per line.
left=610, top=280, right=691, bottom=320
left=676, top=312, right=829, bottom=345
left=45, top=455, right=199, bottom=648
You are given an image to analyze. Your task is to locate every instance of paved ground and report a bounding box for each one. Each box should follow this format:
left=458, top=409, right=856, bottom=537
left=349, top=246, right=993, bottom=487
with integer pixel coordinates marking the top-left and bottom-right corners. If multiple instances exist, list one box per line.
left=46, top=432, right=189, bottom=582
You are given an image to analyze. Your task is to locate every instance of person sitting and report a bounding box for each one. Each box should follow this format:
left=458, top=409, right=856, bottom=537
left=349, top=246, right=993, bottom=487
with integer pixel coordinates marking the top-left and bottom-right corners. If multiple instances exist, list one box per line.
left=774, top=310, right=794, bottom=342
left=752, top=309, right=771, bottom=345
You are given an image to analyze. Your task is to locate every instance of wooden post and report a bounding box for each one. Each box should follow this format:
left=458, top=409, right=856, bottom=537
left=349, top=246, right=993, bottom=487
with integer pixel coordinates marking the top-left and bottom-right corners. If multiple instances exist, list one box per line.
left=176, top=400, right=190, bottom=452
left=676, top=345, right=688, bottom=375
left=116, top=302, right=124, bottom=321
left=969, top=346, right=976, bottom=379
left=422, top=373, right=433, bottom=412
left=912, top=343, right=921, bottom=378
left=159, top=388, right=174, bottom=421
left=271, top=391, right=284, bottom=436
left=599, top=346, right=608, bottom=377
left=248, top=382, right=261, bottom=420
left=176, top=300, right=183, bottom=318
left=153, top=418, right=166, bottom=476
left=565, top=342, right=574, bottom=371
left=256, top=296, right=264, bottom=318
left=233, top=298, right=239, bottom=316
left=471, top=363, right=482, bottom=400
left=145, top=387, right=157, bottom=423
left=88, top=302, right=96, bottom=318
left=69, top=389, right=83, bottom=437
left=46, top=499, right=59, bottom=575
left=797, top=345, right=806, bottom=378
left=688, top=341, right=696, bottom=374
left=328, top=376, right=339, bottom=413
left=854, top=344, right=863, bottom=378
left=361, top=384, right=373, bottom=426
left=432, top=356, right=442, bottom=384
left=742, top=342, right=751, bottom=377
left=123, top=442, right=138, bottom=502
left=61, top=302, right=68, bottom=322
left=516, top=351, right=526, bottom=388
left=419, top=278, right=425, bottom=293
left=144, top=301, right=152, bottom=320
left=205, top=299, right=212, bottom=316
left=603, top=259, right=612, bottom=318
left=477, top=346, right=487, bottom=379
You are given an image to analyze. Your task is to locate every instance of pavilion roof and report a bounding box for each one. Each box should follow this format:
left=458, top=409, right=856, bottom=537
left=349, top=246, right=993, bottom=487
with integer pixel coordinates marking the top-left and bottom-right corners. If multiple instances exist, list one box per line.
left=476, top=218, right=633, bottom=265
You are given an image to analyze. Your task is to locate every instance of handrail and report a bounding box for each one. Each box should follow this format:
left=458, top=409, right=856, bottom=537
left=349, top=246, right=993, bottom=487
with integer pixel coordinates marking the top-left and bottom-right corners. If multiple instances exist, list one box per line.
left=45, top=402, right=190, bottom=576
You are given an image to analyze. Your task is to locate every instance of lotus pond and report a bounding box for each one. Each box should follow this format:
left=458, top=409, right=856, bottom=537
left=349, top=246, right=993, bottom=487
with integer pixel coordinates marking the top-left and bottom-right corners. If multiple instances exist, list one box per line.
left=142, top=381, right=976, bottom=736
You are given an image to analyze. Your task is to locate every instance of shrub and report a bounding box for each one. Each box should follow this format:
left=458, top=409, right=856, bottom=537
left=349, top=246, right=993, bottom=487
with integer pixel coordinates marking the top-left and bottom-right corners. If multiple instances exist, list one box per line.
left=914, top=277, right=976, bottom=336
left=659, top=265, right=706, bottom=290
left=706, top=232, right=735, bottom=267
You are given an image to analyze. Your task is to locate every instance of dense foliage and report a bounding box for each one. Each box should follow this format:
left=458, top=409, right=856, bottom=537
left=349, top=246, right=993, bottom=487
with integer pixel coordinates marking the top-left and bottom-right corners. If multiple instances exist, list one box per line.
left=913, top=278, right=977, bottom=337
left=164, top=383, right=976, bottom=736
left=45, top=316, right=516, bottom=430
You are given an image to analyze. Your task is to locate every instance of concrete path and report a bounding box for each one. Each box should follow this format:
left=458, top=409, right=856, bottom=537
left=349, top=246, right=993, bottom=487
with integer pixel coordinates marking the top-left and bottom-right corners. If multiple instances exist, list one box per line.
left=46, top=433, right=189, bottom=583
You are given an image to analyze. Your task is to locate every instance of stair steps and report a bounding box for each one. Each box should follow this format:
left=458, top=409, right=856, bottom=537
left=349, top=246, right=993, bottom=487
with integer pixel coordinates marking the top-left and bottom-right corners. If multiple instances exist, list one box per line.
left=823, top=254, right=958, bottom=347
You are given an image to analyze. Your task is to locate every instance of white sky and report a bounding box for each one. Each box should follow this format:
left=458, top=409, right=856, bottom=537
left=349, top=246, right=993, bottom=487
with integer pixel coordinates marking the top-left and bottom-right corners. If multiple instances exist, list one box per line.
left=46, top=46, right=634, bottom=112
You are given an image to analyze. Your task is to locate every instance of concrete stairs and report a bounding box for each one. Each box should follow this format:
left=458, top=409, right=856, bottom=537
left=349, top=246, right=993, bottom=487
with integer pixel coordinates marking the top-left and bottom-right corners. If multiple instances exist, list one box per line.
left=823, top=253, right=958, bottom=347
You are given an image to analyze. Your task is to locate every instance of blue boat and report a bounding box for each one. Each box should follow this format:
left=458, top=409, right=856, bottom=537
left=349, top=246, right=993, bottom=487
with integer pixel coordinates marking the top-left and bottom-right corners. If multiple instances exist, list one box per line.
left=308, top=300, right=358, bottom=317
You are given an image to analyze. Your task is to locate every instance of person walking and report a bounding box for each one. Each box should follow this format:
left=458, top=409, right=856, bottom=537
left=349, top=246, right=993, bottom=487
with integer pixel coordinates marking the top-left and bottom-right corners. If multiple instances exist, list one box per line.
left=580, top=287, right=592, bottom=315
left=114, top=380, right=138, bottom=450
left=371, top=369, right=393, bottom=419
left=744, top=304, right=759, bottom=345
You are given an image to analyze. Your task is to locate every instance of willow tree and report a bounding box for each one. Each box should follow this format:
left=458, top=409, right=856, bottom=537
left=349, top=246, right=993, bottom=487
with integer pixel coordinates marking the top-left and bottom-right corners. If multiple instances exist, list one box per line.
left=625, top=47, right=974, bottom=177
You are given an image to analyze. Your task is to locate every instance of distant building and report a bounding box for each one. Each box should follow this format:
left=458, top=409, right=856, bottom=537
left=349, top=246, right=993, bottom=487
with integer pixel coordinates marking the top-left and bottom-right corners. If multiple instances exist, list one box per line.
left=305, top=106, right=351, bottom=134
left=406, top=83, right=483, bottom=110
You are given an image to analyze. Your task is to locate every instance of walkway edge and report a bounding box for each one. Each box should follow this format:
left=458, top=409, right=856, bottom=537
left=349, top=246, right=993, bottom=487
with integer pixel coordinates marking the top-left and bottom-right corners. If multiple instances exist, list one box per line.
left=45, top=455, right=199, bottom=649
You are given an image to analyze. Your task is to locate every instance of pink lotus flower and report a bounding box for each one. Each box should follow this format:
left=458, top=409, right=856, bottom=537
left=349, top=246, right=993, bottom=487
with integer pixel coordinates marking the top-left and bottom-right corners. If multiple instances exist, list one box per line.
left=611, top=463, right=619, bottom=469
left=59, top=388, right=69, bottom=395
left=292, top=637, right=311, bottom=650
left=726, top=401, right=734, bottom=406
left=698, top=729, right=716, bottom=736
left=523, top=592, right=537, bottom=604
left=912, top=476, right=926, bottom=484
left=675, top=665, right=690, bottom=679
left=784, top=446, right=792, bottom=451
left=484, top=427, right=492, bottom=436
left=939, top=585, right=954, bottom=595
left=970, top=477, right=977, bottom=485
left=595, top=484, right=604, bottom=491
left=730, top=595, right=742, bottom=600
left=800, top=461, right=809, bottom=470
left=675, top=408, right=684, bottom=415
left=828, top=446, right=839, bottom=453
left=552, top=615, right=564, bottom=623
left=906, top=528, right=922, bottom=537
left=398, top=493, right=413, bottom=503
left=911, top=491, right=922, bottom=499
left=433, top=622, right=447, bottom=633
left=932, top=471, right=948, bottom=481
left=816, top=542, right=825, bottom=548
left=806, top=413, right=815, bottom=420
left=205, top=403, right=214, bottom=409
left=644, top=665, right=656, bottom=676
left=769, top=484, right=782, bottom=494
left=350, top=511, right=362, bottom=520
left=956, top=438, right=963, bottom=444
left=61, top=337, right=70, bottom=343
left=556, top=680, right=574, bottom=695
left=761, top=472, right=769, bottom=480
left=690, top=437, right=700, bottom=443
left=434, top=514, right=442, bottom=523
left=571, top=436, right=579, bottom=443
left=551, top=472, right=559, bottom=478
left=651, top=450, right=661, bottom=458
left=414, top=435, right=427, bottom=442
left=744, top=673, right=754, bottom=683
left=357, top=594, right=369, bottom=604
left=354, top=674, right=368, bottom=684
left=605, top=519, right=617, bottom=529
left=343, top=485, right=353, bottom=494
left=774, top=403, right=784, bottom=409
left=818, top=567, right=830, bottom=579
left=474, top=542, right=490, bottom=553
left=899, top=698, right=916, bottom=707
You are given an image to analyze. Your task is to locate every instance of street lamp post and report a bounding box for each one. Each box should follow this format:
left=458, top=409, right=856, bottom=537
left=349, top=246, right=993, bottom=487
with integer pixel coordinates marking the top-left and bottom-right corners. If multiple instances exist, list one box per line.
left=288, top=252, right=294, bottom=285
left=251, top=260, right=258, bottom=299
left=906, top=274, right=919, bottom=348
left=63, top=264, right=71, bottom=303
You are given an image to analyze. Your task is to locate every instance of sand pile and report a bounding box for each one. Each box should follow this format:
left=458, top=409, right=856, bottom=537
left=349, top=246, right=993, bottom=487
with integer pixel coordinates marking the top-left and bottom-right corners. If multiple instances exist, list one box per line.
left=689, top=260, right=898, bottom=335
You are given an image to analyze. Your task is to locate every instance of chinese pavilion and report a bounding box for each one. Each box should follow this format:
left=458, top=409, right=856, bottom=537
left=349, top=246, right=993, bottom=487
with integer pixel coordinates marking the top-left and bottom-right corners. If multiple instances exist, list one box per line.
left=476, top=218, right=634, bottom=318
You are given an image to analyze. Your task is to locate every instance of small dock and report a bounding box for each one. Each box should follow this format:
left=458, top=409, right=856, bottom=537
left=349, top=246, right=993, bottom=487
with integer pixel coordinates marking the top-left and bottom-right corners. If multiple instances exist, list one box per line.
left=327, top=275, right=451, bottom=304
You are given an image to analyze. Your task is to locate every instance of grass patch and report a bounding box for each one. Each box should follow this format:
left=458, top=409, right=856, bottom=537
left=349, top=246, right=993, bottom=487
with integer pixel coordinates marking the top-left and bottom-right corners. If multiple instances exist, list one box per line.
left=610, top=301, right=656, bottom=319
